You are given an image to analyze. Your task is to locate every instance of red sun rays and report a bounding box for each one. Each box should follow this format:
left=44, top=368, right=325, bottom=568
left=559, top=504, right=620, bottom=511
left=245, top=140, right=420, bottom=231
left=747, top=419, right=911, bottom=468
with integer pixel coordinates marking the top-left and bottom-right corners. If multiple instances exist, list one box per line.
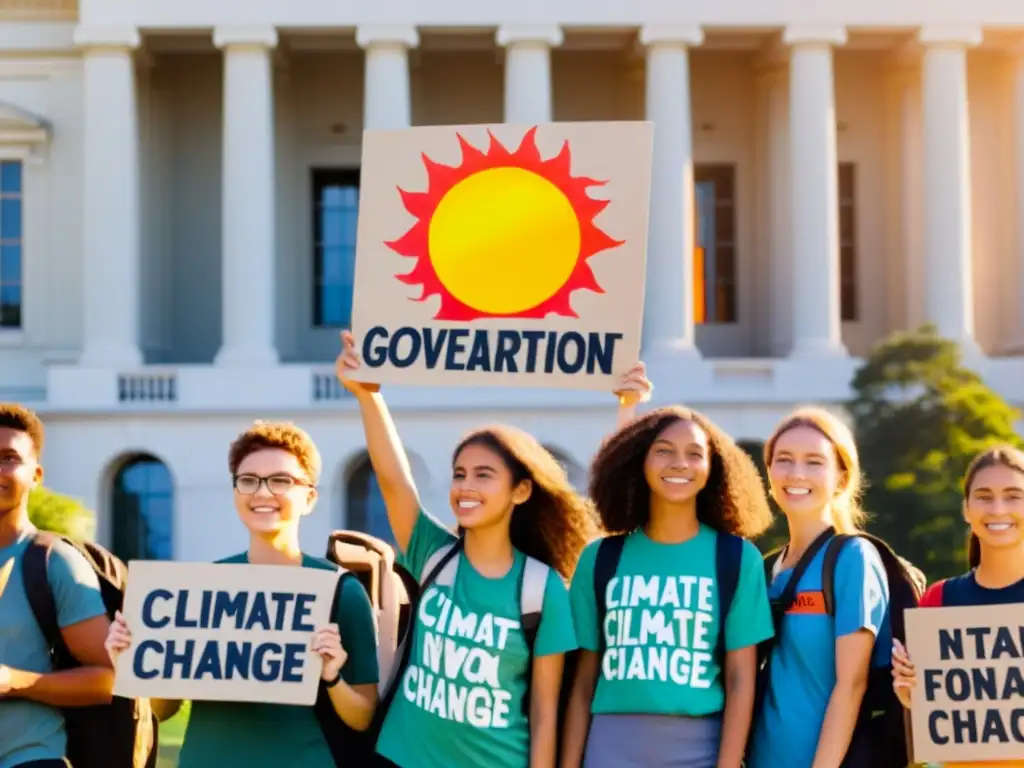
left=384, top=126, right=624, bottom=321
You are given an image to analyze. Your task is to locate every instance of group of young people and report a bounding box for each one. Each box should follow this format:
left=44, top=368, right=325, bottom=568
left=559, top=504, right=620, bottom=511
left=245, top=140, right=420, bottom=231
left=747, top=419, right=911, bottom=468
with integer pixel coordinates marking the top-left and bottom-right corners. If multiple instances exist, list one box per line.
left=0, top=328, right=1021, bottom=768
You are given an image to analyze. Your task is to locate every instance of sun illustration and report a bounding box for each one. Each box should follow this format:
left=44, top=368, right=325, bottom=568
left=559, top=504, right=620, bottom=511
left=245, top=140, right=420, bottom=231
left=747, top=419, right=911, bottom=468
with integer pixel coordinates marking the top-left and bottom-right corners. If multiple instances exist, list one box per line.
left=385, top=127, right=624, bottom=320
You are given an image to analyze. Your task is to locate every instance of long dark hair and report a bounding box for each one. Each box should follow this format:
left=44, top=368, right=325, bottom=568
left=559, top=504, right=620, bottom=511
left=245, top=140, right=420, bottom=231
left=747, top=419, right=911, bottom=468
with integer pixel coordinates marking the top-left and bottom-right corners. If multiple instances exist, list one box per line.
left=452, top=426, right=597, bottom=578
left=963, top=445, right=1024, bottom=569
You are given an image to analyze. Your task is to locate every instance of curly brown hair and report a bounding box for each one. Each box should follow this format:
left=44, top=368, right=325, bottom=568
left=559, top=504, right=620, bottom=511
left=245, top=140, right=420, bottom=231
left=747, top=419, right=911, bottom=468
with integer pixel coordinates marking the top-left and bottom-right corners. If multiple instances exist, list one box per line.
left=0, top=403, right=45, bottom=458
left=228, top=420, right=322, bottom=484
left=588, top=406, right=772, bottom=539
left=453, top=426, right=598, bottom=579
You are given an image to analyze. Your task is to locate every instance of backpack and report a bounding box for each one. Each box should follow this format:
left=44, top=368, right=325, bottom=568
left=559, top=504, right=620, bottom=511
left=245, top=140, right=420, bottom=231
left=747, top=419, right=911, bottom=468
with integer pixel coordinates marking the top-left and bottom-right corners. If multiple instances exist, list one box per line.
left=314, top=531, right=421, bottom=767
left=21, top=531, right=158, bottom=768
left=592, top=530, right=745, bottom=665
left=758, top=529, right=925, bottom=768
left=368, top=537, right=563, bottom=745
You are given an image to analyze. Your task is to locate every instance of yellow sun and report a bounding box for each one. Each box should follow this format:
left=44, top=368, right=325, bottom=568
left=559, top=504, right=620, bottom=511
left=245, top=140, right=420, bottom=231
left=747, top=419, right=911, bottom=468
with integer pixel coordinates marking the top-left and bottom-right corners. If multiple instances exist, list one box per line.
left=428, top=167, right=581, bottom=316
left=387, top=127, right=624, bottom=321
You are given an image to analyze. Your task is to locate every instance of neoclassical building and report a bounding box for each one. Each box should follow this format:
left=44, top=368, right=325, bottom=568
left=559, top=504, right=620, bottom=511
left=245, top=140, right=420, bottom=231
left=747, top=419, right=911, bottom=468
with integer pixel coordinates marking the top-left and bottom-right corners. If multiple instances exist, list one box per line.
left=0, top=0, right=1021, bottom=562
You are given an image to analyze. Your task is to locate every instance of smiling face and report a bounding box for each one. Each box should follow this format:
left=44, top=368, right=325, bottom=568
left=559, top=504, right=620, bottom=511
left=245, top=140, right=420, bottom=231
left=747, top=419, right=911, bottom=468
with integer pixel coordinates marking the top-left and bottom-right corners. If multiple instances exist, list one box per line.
left=449, top=441, right=532, bottom=532
left=233, top=448, right=317, bottom=536
left=768, top=425, right=842, bottom=518
left=642, top=419, right=711, bottom=505
left=965, top=464, right=1024, bottom=551
left=0, top=427, right=41, bottom=519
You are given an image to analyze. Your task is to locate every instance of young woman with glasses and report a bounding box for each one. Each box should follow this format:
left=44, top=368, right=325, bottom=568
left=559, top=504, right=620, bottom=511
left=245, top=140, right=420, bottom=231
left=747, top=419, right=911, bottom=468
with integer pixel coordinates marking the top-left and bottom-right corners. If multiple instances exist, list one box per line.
left=103, top=420, right=380, bottom=768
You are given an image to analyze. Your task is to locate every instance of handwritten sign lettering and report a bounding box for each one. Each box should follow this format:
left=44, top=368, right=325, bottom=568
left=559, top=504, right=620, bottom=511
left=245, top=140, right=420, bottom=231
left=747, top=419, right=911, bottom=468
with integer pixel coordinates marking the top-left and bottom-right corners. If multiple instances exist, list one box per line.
left=906, top=604, right=1024, bottom=763
left=114, top=562, right=337, bottom=705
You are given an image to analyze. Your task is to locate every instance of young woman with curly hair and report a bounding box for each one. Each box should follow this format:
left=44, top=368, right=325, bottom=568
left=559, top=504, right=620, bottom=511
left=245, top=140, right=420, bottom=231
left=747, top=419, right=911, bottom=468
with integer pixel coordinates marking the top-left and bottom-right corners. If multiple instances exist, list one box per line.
left=561, top=364, right=775, bottom=768
left=335, top=331, right=596, bottom=768
left=892, top=445, right=1024, bottom=768
left=746, top=408, right=892, bottom=768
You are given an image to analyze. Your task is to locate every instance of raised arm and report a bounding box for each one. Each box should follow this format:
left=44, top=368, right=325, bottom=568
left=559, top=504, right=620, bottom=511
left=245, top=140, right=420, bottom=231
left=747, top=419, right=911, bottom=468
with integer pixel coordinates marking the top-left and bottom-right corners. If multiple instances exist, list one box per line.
left=336, top=330, right=421, bottom=552
left=612, top=362, right=653, bottom=429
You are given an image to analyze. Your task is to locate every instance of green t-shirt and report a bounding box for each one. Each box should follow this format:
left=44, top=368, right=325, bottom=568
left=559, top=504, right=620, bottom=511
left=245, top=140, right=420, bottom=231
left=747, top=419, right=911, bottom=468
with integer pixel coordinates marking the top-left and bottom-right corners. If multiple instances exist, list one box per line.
left=375, top=512, right=578, bottom=768
left=177, top=553, right=379, bottom=768
left=570, top=525, right=773, bottom=717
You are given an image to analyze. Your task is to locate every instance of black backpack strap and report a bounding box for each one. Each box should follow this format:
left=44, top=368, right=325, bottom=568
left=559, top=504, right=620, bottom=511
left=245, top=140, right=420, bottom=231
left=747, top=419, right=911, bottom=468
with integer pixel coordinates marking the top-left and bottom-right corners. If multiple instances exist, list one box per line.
left=369, top=540, right=463, bottom=742
left=21, top=531, right=65, bottom=654
left=714, top=532, right=743, bottom=663
left=593, top=534, right=627, bottom=657
left=821, top=534, right=854, bottom=618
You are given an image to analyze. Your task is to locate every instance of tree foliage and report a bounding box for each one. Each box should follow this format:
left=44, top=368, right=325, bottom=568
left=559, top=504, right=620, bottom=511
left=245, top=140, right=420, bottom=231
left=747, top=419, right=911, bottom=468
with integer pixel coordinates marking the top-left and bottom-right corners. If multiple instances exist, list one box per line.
left=27, top=486, right=96, bottom=541
left=848, top=326, right=1023, bottom=580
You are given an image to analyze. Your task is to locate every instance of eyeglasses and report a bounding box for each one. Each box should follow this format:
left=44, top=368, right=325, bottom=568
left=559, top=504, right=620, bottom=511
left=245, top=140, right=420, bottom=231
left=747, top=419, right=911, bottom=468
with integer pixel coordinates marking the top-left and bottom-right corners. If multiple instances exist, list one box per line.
left=233, top=474, right=313, bottom=496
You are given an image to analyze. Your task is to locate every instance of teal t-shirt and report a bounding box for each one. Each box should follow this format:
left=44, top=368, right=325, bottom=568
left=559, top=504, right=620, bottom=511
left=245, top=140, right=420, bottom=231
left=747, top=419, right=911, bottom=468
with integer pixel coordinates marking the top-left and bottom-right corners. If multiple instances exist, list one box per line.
left=0, top=529, right=107, bottom=768
left=569, top=525, right=773, bottom=716
left=177, top=553, right=379, bottom=768
left=376, top=512, right=578, bottom=768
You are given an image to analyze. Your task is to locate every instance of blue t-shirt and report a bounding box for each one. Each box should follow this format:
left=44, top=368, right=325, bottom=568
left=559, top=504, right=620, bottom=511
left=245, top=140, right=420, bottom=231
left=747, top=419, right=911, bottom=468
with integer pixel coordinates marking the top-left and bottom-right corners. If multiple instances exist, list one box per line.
left=748, top=537, right=891, bottom=768
left=0, top=529, right=107, bottom=768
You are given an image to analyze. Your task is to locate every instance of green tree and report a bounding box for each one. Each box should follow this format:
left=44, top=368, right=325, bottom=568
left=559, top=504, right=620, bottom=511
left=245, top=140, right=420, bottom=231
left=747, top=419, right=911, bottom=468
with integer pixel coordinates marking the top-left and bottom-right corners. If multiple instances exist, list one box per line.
left=28, top=486, right=96, bottom=541
left=847, top=325, right=1023, bottom=580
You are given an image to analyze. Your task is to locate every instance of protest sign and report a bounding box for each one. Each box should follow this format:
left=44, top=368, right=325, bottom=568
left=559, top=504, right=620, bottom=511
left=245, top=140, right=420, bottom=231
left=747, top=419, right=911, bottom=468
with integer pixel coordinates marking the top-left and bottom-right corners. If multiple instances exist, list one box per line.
left=350, top=121, right=653, bottom=391
left=906, top=603, right=1024, bottom=764
left=113, top=561, right=338, bottom=706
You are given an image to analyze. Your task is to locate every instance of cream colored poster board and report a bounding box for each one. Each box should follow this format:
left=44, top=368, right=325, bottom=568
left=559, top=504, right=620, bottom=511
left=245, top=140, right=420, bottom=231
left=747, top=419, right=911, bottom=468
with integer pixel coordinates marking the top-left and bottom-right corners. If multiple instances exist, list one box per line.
left=350, top=121, right=653, bottom=390
left=905, top=603, right=1024, bottom=764
left=113, top=561, right=338, bottom=706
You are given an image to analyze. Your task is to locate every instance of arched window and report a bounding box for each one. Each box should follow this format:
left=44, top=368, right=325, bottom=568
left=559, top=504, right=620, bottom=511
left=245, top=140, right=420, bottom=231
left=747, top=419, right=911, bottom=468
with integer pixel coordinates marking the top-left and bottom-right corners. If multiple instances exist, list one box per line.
left=111, top=456, right=174, bottom=561
left=346, top=455, right=395, bottom=546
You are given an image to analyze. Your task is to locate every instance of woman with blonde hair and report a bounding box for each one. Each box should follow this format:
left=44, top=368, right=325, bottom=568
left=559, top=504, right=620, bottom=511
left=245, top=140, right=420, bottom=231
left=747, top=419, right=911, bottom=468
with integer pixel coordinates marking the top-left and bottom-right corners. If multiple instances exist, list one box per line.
left=746, top=407, right=899, bottom=768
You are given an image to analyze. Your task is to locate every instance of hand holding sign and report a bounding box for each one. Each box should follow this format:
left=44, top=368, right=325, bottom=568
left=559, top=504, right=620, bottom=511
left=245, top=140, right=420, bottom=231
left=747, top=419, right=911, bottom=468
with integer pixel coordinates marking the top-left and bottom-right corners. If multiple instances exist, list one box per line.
left=614, top=361, right=653, bottom=408
left=106, top=611, right=133, bottom=667
left=891, top=638, right=916, bottom=709
left=336, top=331, right=379, bottom=396
left=312, top=623, right=347, bottom=682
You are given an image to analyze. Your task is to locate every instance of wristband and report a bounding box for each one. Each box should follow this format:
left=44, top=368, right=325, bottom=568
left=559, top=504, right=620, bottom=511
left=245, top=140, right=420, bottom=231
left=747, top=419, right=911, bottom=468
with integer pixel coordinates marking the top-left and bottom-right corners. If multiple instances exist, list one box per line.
left=325, top=669, right=343, bottom=688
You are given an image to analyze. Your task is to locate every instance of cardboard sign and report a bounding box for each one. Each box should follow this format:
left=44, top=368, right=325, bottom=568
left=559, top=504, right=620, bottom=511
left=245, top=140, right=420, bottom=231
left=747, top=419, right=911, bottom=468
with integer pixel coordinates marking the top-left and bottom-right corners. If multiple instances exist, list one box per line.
left=350, top=121, right=653, bottom=390
left=905, top=604, right=1024, bottom=764
left=113, top=562, right=338, bottom=706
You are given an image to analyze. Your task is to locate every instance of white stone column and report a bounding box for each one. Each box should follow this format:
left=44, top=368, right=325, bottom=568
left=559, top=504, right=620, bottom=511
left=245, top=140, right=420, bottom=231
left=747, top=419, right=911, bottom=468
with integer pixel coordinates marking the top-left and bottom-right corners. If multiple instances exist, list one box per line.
left=919, top=26, right=982, bottom=355
left=75, top=26, right=142, bottom=367
left=357, top=26, right=418, bottom=130
left=1010, top=48, right=1024, bottom=352
left=899, top=70, right=925, bottom=331
left=496, top=25, right=562, bottom=124
left=784, top=27, right=848, bottom=359
left=213, top=26, right=279, bottom=366
left=640, top=25, right=703, bottom=358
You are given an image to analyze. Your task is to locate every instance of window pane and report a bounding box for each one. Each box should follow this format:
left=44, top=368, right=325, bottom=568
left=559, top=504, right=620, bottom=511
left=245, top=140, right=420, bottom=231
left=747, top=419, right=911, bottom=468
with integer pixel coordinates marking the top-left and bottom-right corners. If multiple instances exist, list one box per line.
left=694, top=165, right=737, bottom=324
left=0, top=244, right=19, bottom=279
left=321, top=207, right=345, bottom=248
left=1, top=199, right=21, bottom=240
left=0, top=303, right=19, bottom=327
left=313, top=170, right=360, bottom=327
left=0, top=161, right=21, bottom=194
left=0, top=283, right=20, bottom=305
left=113, top=458, right=174, bottom=562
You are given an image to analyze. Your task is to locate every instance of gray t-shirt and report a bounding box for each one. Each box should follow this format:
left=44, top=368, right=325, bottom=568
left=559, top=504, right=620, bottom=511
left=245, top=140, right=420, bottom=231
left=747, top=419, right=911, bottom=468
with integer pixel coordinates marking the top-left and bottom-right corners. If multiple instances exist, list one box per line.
left=0, top=529, right=106, bottom=768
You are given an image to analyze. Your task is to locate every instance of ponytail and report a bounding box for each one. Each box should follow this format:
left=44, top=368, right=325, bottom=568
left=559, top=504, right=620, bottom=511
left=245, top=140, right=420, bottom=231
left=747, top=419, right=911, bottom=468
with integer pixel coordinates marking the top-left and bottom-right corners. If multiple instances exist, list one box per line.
left=968, top=532, right=981, bottom=569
